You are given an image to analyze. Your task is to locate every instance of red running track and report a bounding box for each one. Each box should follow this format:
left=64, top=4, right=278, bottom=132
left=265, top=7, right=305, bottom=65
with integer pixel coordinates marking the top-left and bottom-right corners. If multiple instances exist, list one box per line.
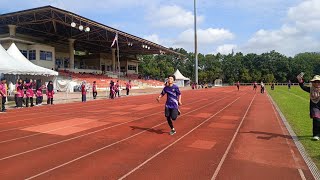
left=0, top=86, right=315, bottom=179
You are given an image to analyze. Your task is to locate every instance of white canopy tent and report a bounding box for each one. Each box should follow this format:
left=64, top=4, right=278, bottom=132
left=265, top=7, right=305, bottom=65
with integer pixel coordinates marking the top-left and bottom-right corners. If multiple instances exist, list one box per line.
left=0, top=44, right=27, bottom=75
left=7, top=43, right=58, bottom=76
left=173, top=69, right=190, bottom=87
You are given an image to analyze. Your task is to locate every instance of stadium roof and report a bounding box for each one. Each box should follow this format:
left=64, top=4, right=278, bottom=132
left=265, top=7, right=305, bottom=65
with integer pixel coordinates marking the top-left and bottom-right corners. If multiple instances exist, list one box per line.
left=0, top=6, right=182, bottom=56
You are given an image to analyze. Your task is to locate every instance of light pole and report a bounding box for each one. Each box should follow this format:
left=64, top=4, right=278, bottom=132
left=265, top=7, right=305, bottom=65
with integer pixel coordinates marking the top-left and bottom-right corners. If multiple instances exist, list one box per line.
left=194, top=0, right=198, bottom=84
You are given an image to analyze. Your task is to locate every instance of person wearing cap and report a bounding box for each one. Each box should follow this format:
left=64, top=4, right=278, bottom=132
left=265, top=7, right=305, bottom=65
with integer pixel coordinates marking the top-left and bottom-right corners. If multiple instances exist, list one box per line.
left=297, top=74, right=320, bottom=141
left=0, top=77, right=7, bottom=112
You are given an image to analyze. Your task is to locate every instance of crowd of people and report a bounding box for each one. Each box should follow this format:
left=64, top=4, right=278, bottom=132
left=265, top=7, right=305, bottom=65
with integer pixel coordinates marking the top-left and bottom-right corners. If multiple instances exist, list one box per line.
left=0, top=77, right=133, bottom=112
left=0, top=77, right=54, bottom=112
left=79, top=79, right=132, bottom=102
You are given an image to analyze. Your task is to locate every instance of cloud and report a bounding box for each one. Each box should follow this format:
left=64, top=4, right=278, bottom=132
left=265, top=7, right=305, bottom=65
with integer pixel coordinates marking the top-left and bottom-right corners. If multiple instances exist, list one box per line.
left=171, top=28, right=234, bottom=53
left=239, top=0, right=320, bottom=56
left=143, top=34, right=162, bottom=44
left=287, top=0, right=320, bottom=32
left=175, top=28, right=234, bottom=45
left=213, top=44, right=237, bottom=55
left=147, top=5, right=204, bottom=28
left=240, top=25, right=320, bottom=56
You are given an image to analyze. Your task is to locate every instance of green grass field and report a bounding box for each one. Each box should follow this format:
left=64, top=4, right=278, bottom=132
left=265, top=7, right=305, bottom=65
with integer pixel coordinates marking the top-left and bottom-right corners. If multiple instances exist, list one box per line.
left=267, top=85, right=320, bottom=169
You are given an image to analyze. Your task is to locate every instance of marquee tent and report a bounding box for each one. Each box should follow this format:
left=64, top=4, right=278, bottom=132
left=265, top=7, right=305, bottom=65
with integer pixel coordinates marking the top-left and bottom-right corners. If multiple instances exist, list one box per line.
left=0, top=44, right=26, bottom=75
left=173, top=69, right=190, bottom=87
left=7, top=43, right=58, bottom=76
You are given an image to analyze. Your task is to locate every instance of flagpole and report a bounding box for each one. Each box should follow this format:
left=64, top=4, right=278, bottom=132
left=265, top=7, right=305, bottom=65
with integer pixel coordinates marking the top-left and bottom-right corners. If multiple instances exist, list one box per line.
left=194, top=0, right=198, bottom=85
left=116, top=32, right=120, bottom=80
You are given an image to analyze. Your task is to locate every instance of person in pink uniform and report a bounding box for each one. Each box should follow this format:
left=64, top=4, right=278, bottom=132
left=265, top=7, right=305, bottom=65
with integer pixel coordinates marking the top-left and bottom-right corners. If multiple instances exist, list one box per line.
left=35, top=79, right=44, bottom=105
left=125, top=80, right=132, bottom=96
left=0, top=77, right=7, bottom=112
left=25, top=79, right=34, bottom=107
left=115, top=80, right=120, bottom=97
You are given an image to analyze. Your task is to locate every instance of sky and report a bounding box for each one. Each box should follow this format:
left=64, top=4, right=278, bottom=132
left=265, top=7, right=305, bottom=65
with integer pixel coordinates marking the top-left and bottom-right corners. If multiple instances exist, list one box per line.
left=0, top=0, right=319, bottom=57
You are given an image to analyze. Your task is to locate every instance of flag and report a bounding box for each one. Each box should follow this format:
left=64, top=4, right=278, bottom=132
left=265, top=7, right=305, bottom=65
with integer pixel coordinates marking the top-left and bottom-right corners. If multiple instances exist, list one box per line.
left=111, top=33, right=118, bottom=47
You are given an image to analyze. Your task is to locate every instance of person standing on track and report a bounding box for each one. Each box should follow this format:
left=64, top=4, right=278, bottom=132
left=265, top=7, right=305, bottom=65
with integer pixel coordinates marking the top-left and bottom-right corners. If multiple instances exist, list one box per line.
left=297, top=74, right=320, bottom=141
left=81, top=81, right=87, bottom=102
left=25, top=79, right=34, bottom=107
left=156, top=75, right=182, bottom=135
left=115, top=80, right=120, bottom=97
left=260, top=81, right=265, bottom=94
left=236, top=81, right=240, bottom=91
left=126, top=80, right=132, bottom=96
left=0, top=77, right=7, bottom=112
left=253, top=81, right=257, bottom=91
left=35, top=79, right=44, bottom=106
left=46, top=81, right=54, bottom=105
left=16, top=79, right=24, bottom=108
left=92, top=81, right=97, bottom=99
left=109, top=80, right=115, bottom=99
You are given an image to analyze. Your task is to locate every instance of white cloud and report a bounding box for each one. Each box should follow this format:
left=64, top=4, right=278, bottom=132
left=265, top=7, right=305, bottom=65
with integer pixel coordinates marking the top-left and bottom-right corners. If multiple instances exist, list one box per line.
left=239, top=0, right=320, bottom=56
left=214, top=44, right=237, bottom=55
left=147, top=5, right=204, bottom=28
left=241, top=25, right=320, bottom=56
left=287, top=0, right=320, bottom=32
left=200, top=0, right=299, bottom=14
left=172, top=28, right=234, bottom=53
left=175, top=28, right=234, bottom=45
left=143, top=34, right=162, bottom=44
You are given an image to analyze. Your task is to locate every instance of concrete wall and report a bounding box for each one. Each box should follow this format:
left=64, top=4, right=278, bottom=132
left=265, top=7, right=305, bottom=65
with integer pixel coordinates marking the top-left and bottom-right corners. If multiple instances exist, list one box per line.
left=100, top=53, right=112, bottom=71
left=127, top=61, right=138, bottom=74
left=28, top=44, right=55, bottom=70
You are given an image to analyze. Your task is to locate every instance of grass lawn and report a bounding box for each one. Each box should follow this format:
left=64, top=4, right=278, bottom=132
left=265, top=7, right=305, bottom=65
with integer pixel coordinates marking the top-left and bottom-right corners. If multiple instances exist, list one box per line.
left=268, top=85, right=320, bottom=169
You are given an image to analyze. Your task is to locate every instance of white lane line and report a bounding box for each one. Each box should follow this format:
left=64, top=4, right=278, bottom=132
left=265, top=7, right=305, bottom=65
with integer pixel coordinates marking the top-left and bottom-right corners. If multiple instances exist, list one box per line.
left=25, top=94, right=237, bottom=180
left=268, top=94, right=306, bottom=180
left=0, top=93, right=165, bottom=124
left=118, top=95, right=246, bottom=180
left=0, top=93, right=229, bottom=162
left=0, top=95, right=204, bottom=143
left=211, top=93, right=256, bottom=180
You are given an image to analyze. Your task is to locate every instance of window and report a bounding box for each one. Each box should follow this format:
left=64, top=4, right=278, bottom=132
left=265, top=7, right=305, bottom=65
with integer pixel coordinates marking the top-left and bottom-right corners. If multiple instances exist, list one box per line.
left=20, top=50, right=28, bottom=58
left=128, top=65, right=136, bottom=71
left=28, top=50, right=36, bottom=60
left=40, top=50, right=52, bottom=61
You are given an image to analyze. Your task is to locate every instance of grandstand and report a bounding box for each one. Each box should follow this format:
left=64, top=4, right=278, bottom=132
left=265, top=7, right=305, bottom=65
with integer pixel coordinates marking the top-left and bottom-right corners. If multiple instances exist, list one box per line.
left=57, top=70, right=164, bottom=91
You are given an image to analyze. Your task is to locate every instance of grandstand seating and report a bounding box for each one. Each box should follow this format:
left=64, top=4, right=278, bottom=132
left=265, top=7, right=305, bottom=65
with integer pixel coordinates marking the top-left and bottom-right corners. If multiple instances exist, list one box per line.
left=58, top=70, right=164, bottom=89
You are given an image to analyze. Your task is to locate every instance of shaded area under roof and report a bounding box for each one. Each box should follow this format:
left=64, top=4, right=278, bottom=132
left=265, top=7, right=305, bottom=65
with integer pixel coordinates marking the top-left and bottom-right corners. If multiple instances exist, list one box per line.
left=0, top=6, right=182, bottom=56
